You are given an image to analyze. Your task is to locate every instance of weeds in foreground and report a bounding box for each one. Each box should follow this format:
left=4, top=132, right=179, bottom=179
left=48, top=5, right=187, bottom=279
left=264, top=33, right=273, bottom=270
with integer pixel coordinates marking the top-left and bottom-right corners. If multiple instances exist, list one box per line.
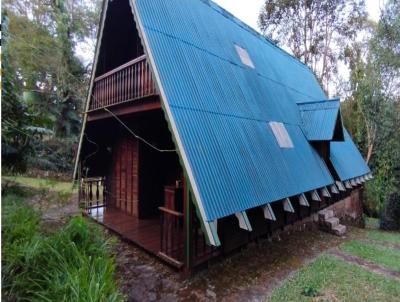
left=2, top=194, right=124, bottom=302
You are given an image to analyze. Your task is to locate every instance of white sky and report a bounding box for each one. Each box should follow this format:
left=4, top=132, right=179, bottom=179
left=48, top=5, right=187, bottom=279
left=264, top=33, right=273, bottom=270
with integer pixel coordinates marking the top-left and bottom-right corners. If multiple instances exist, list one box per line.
left=213, top=0, right=384, bottom=33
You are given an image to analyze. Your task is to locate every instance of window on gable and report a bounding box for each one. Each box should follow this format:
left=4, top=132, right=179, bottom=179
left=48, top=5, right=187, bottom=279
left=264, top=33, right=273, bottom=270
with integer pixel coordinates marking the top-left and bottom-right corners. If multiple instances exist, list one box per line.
left=235, top=44, right=255, bottom=69
left=269, top=122, right=294, bottom=148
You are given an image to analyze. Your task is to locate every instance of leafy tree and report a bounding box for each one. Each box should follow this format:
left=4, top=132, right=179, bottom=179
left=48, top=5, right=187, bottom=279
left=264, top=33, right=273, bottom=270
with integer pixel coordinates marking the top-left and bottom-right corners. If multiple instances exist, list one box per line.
left=2, top=0, right=101, bottom=174
left=342, top=0, right=400, bottom=215
left=258, top=0, right=367, bottom=95
left=1, top=12, right=32, bottom=172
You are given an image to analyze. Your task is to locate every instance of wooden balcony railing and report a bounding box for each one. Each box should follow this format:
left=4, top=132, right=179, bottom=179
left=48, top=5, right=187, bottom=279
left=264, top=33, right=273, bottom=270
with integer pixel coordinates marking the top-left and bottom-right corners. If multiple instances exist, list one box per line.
left=90, top=55, right=157, bottom=111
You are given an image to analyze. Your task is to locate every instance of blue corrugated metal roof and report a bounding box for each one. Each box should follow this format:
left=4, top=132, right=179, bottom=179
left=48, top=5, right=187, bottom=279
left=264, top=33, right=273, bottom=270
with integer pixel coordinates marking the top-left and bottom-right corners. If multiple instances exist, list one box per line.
left=298, top=99, right=341, bottom=141
left=135, top=0, right=334, bottom=222
left=330, top=129, right=370, bottom=181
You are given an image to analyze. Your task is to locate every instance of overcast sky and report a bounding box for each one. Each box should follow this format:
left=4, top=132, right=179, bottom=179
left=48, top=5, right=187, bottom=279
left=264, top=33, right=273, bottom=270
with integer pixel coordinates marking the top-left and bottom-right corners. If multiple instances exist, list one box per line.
left=214, top=0, right=384, bottom=32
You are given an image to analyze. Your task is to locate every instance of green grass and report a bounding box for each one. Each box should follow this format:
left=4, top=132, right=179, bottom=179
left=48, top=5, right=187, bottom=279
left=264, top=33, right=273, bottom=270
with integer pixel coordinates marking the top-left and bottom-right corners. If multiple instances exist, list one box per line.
left=269, top=254, right=400, bottom=302
left=341, top=240, right=400, bottom=271
left=367, top=229, right=400, bottom=245
left=2, top=194, right=123, bottom=302
left=2, top=175, right=76, bottom=193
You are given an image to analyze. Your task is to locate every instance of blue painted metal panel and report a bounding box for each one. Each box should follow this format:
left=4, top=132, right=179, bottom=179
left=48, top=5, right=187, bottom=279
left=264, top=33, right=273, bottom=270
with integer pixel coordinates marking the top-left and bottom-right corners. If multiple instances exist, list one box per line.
left=136, top=0, right=335, bottom=221
left=298, top=99, right=341, bottom=141
left=330, top=129, right=370, bottom=181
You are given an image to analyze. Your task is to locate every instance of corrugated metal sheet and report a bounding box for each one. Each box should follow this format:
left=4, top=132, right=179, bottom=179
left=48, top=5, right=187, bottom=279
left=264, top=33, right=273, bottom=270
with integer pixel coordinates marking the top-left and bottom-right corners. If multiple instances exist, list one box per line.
left=298, top=99, right=341, bottom=141
left=135, top=0, right=335, bottom=222
left=330, top=129, right=371, bottom=181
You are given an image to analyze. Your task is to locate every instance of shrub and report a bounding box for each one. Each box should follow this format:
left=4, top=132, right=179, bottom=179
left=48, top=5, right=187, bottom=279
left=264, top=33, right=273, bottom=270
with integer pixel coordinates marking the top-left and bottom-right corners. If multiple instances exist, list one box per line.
left=380, top=191, right=400, bottom=231
left=2, top=196, right=124, bottom=301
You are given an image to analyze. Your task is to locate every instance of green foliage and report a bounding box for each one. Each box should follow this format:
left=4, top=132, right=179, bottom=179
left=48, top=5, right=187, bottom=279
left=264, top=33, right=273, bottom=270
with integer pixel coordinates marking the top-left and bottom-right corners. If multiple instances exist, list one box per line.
left=380, top=191, right=400, bottom=231
left=341, top=0, right=400, bottom=216
left=2, top=0, right=101, bottom=175
left=301, top=284, right=320, bottom=297
left=2, top=196, right=123, bottom=302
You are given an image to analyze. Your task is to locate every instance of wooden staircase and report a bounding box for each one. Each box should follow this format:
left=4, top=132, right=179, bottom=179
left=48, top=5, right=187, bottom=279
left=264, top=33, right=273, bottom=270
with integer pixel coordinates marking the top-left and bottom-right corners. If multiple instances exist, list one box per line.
left=318, top=209, right=347, bottom=236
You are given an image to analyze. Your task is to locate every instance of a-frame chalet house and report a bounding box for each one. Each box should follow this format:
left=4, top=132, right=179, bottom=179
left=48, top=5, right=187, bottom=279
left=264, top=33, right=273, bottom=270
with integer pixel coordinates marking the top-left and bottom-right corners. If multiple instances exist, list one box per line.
left=74, top=0, right=371, bottom=271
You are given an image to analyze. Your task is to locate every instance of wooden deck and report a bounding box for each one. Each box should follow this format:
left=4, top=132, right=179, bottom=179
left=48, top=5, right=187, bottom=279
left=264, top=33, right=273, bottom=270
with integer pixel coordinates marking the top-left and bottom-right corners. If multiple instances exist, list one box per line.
left=86, top=207, right=161, bottom=256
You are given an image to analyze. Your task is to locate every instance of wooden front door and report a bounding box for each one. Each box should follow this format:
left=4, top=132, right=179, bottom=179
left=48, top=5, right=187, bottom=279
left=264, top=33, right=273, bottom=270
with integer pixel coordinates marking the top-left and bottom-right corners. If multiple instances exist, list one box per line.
left=109, top=135, right=139, bottom=216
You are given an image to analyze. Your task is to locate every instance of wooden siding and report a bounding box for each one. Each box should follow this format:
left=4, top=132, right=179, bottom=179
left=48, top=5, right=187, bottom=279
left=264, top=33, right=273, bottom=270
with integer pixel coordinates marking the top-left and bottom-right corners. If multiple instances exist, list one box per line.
left=90, top=55, right=157, bottom=111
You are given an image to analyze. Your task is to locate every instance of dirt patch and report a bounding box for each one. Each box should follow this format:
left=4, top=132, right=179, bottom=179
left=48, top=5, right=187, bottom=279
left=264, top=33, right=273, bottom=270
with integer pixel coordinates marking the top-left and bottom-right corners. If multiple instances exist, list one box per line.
left=328, top=249, right=400, bottom=279
left=111, top=226, right=364, bottom=301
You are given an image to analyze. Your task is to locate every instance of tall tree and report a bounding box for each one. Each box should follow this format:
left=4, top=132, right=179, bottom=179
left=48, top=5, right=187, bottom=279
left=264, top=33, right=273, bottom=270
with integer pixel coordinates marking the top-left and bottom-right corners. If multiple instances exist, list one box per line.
left=341, top=0, right=400, bottom=214
left=258, top=0, right=367, bottom=95
left=2, top=0, right=101, bottom=173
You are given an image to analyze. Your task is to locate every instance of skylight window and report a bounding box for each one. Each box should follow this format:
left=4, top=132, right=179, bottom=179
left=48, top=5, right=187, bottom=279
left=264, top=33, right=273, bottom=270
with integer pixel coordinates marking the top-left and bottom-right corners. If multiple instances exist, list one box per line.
left=269, top=122, right=294, bottom=148
left=235, top=45, right=255, bottom=69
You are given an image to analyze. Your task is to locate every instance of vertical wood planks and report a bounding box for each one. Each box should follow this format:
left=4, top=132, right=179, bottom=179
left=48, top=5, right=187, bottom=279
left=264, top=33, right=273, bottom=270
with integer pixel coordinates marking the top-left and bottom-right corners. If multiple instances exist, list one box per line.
left=90, top=55, right=156, bottom=111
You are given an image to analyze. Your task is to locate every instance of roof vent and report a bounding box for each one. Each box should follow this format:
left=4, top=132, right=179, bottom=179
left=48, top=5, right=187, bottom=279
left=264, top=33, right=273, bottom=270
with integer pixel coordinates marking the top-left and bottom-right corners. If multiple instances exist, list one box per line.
left=269, top=122, right=293, bottom=148
left=235, top=45, right=255, bottom=69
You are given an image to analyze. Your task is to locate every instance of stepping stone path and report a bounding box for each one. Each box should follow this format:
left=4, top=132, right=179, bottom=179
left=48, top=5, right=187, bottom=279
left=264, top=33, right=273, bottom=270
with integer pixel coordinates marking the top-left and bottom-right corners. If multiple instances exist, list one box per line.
left=318, top=209, right=347, bottom=236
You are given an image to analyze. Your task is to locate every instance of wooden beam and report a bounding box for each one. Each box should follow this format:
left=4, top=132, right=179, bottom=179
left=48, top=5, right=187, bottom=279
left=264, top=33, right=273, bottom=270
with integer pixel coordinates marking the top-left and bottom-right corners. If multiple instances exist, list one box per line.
left=311, top=190, right=321, bottom=201
left=330, top=184, right=339, bottom=194
left=336, top=181, right=346, bottom=191
left=235, top=211, right=252, bottom=231
left=87, top=97, right=161, bottom=122
left=321, top=187, right=331, bottom=198
left=262, top=204, right=276, bottom=221
left=283, top=198, right=295, bottom=213
left=351, top=179, right=357, bottom=186
left=299, top=193, right=310, bottom=207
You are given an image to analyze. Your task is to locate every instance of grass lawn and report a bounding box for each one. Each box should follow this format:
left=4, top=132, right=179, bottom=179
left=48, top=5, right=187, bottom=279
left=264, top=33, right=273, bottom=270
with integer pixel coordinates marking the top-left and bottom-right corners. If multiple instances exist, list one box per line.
left=269, top=254, right=400, bottom=302
left=2, top=175, right=76, bottom=193
left=269, top=223, right=400, bottom=302
left=341, top=240, right=400, bottom=271
left=367, top=229, right=400, bottom=245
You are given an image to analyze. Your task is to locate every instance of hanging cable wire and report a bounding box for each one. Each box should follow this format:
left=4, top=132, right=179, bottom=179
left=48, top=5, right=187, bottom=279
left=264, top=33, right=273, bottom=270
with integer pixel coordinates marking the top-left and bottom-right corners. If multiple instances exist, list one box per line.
left=102, top=107, right=176, bottom=153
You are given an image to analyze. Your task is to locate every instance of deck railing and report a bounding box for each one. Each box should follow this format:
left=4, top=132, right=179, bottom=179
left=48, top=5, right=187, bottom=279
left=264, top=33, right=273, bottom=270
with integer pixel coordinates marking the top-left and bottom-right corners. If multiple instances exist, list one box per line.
left=158, top=206, right=184, bottom=267
left=90, top=55, right=157, bottom=111
left=80, top=177, right=106, bottom=211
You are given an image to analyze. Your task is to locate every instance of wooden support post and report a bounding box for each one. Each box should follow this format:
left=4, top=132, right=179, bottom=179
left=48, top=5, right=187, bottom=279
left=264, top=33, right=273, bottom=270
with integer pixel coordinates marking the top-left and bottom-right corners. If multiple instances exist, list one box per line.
left=183, top=177, right=193, bottom=274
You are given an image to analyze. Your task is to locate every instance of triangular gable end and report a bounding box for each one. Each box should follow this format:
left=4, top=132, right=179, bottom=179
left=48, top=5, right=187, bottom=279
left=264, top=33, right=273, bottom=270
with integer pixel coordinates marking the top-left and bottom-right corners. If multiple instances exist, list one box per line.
left=74, top=0, right=220, bottom=247
left=298, top=99, right=344, bottom=142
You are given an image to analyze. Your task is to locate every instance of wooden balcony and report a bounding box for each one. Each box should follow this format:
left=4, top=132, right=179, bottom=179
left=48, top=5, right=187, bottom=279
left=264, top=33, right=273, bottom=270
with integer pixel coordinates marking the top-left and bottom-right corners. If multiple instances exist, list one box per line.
left=89, top=55, right=157, bottom=111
